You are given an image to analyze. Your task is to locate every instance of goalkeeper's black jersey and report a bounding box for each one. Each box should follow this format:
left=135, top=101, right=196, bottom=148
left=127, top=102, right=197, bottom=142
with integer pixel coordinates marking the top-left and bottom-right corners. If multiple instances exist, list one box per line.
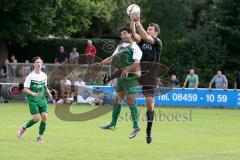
left=138, top=37, right=162, bottom=63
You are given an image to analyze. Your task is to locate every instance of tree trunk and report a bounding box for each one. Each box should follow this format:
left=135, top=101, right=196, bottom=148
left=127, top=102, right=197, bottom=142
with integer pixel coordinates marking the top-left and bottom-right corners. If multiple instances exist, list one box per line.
left=93, top=18, right=103, bottom=37
left=0, top=40, right=8, bottom=66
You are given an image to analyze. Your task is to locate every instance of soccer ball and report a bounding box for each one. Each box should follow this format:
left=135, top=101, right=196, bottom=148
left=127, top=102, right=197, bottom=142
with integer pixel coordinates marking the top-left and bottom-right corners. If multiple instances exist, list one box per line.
left=127, top=4, right=140, bottom=17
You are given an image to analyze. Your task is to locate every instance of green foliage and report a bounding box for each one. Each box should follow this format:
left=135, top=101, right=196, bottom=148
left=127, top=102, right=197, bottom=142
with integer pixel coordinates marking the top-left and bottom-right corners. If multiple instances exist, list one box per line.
left=214, top=0, right=240, bottom=71
left=176, top=24, right=227, bottom=87
left=0, top=0, right=60, bottom=43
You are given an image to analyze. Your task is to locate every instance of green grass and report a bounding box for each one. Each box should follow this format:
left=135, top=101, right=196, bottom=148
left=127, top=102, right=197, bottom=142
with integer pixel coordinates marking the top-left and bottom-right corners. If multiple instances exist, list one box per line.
left=1, top=103, right=240, bottom=160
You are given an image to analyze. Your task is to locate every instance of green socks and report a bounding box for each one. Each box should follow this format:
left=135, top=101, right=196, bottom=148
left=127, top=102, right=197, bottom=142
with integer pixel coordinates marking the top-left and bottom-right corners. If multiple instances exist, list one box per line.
left=25, top=119, right=37, bottom=128
left=110, top=103, right=139, bottom=129
left=110, top=104, right=122, bottom=126
left=39, top=121, right=46, bottom=136
left=129, top=105, right=139, bottom=129
left=24, top=119, right=47, bottom=136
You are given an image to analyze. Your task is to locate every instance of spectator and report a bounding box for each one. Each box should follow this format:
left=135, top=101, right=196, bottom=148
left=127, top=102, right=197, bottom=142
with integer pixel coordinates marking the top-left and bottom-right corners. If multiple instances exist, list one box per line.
left=10, top=54, right=17, bottom=71
left=85, top=40, right=96, bottom=65
left=60, top=75, right=72, bottom=98
left=76, top=86, right=95, bottom=105
left=10, top=54, right=18, bottom=63
left=19, top=59, right=31, bottom=78
left=69, top=47, right=79, bottom=64
left=93, top=87, right=105, bottom=106
left=55, top=46, right=68, bottom=64
left=0, top=59, right=9, bottom=78
left=48, top=87, right=58, bottom=104
left=209, top=70, right=228, bottom=90
left=183, top=69, right=199, bottom=89
left=170, top=74, right=180, bottom=88
left=234, top=71, right=240, bottom=90
left=74, top=75, right=86, bottom=95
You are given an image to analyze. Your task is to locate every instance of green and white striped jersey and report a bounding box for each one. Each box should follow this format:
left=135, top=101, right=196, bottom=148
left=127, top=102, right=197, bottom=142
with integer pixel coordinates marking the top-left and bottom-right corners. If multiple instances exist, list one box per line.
left=112, top=42, right=142, bottom=69
left=24, top=71, right=47, bottom=104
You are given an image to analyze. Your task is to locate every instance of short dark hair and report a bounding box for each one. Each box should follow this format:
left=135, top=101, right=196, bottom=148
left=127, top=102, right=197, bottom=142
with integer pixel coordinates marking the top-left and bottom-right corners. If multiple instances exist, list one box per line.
left=120, top=27, right=132, bottom=34
left=149, top=23, right=160, bottom=35
left=32, top=56, right=42, bottom=63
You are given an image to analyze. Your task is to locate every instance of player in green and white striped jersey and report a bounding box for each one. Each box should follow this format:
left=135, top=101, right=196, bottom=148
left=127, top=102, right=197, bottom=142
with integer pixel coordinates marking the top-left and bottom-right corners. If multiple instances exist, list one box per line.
left=17, top=57, right=52, bottom=142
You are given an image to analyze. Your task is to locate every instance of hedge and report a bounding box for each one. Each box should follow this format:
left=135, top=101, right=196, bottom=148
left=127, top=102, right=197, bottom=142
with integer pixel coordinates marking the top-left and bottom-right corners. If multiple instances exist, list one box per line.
left=8, top=38, right=120, bottom=63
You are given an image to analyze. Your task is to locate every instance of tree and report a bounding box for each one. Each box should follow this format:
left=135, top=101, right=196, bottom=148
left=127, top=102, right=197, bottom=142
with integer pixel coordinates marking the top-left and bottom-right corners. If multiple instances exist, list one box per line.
left=214, top=0, right=240, bottom=72
left=0, top=0, right=61, bottom=64
left=177, top=24, right=227, bottom=87
left=0, top=0, right=115, bottom=64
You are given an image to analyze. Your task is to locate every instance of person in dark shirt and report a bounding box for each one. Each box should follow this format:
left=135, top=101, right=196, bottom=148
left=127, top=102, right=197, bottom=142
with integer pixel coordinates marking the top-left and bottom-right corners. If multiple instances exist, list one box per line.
left=170, top=74, right=180, bottom=88
left=0, top=59, right=9, bottom=78
left=234, top=71, right=240, bottom=90
left=130, top=14, right=162, bottom=143
left=55, top=46, right=68, bottom=64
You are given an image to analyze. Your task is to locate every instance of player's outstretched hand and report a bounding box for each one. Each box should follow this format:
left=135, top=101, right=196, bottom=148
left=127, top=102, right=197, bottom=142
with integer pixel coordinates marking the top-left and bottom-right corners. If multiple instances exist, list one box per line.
left=129, top=13, right=140, bottom=22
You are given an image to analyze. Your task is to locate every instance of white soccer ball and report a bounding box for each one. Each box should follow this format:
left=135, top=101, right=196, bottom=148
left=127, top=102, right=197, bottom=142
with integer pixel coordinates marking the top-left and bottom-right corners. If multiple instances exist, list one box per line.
left=127, top=4, right=140, bottom=17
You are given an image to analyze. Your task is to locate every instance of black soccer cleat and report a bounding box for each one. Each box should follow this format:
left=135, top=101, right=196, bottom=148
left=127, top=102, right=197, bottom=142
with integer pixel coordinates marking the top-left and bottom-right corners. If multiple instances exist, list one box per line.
left=146, top=132, right=152, bottom=144
left=103, top=74, right=109, bottom=84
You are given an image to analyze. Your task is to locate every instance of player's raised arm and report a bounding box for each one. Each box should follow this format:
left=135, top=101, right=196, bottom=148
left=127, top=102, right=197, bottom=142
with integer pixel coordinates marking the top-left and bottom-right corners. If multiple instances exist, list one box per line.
left=130, top=21, right=141, bottom=43
left=128, top=5, right=159, bottom=44
left=135, top=21, right=155, bottom=44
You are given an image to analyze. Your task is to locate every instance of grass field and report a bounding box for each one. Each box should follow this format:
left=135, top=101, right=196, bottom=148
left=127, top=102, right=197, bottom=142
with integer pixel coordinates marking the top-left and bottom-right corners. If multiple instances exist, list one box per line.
left=0, top=102, right=240, bottom=160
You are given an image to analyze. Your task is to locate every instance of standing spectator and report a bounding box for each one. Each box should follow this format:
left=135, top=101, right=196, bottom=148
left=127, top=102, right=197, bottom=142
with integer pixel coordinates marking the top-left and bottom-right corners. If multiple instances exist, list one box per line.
left=19, top=59, right=31, bottom=78
left=0, top=59, right=9, bottom=78
left=69, top=47, right=79, bottom=64
left=74, top=75, right=86, bottom=95
left=85, top=40, right=96, bottom=65
left=209, top=70, right=228, bottom=90
left=183, top=69, right=199, bottom=89
left=170, top=74, right=180, bottom=88
left=55, top=46, right=68, bottom=64
left=10, top=54, right=18, bottom=72
left=234, top=71, right=240, bottom=90
left=10, top=54, right=18, bottom=63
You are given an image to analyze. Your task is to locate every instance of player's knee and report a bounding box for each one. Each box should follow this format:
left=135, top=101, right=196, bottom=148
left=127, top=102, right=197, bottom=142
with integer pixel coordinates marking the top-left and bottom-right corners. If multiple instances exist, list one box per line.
left=41, top=115, right=47, bottom=123
left=146, top=101, right=154, bottom=111
left=33, top=116, right=40, bottom=122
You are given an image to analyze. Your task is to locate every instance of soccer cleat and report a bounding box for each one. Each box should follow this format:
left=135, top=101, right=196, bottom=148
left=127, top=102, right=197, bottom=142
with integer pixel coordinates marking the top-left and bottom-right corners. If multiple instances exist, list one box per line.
left=129, top=128, right=140, bottom=139
left=100, top=124, right=116, bottom=131
left=36, top=136, right=43, bottom=142
left=146, top=132, right=152, bottom=144
left=17, top=126, right=26, bottom=138
left=102, top=74, right=109, bottom=84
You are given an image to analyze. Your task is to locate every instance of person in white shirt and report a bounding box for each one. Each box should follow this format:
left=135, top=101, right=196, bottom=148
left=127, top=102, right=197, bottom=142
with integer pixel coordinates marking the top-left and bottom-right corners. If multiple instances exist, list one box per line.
left=17, top=56, right=52, bottom=142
